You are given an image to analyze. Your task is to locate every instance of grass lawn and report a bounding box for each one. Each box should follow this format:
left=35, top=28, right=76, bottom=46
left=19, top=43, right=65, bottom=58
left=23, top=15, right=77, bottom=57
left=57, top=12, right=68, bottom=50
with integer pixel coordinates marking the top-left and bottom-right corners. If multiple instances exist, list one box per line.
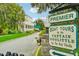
left=0, top=30, right=35, bottom=42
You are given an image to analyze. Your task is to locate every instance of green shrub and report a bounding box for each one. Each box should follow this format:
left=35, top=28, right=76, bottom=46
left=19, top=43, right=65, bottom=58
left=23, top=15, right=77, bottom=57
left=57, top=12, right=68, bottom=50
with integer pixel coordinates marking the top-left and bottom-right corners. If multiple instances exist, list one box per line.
left=26, top=30, right=35, bottom=34
left=8, top=30, right=15, bottom=34
left=39, top=30, right=46, bottom=36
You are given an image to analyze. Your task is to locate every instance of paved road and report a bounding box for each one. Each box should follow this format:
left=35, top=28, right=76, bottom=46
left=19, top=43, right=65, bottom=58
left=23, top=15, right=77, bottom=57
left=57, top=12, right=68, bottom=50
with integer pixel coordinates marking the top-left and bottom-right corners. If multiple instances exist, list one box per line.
left=0, top=32, right=39, bottom=56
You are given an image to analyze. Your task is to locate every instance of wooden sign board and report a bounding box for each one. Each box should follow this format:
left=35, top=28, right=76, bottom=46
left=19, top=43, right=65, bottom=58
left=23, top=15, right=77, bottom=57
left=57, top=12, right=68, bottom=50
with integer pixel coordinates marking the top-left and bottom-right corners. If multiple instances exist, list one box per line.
left=49, top=11, right=78, bottom=23
left=49, top=25, right=78, bottom=50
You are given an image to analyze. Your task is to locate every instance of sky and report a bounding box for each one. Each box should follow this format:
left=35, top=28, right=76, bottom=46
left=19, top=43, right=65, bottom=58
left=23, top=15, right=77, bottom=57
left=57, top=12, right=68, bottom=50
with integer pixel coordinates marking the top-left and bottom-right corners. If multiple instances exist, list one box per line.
left=19, top=3, right=49, bottom=21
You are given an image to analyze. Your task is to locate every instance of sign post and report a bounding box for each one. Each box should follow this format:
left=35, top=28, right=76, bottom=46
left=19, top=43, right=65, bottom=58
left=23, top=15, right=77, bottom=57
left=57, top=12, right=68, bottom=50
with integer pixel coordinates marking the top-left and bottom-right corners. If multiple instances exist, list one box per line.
left=48, top=10, right=78, bottom=56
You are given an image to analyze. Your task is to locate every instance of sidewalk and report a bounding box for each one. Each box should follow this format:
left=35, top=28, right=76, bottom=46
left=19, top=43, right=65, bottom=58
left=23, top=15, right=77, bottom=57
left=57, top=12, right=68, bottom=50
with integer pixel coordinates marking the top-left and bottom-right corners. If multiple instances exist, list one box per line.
left=40, top=39, right=51, bottom=56
left=34, top=38, right=52, bottom=56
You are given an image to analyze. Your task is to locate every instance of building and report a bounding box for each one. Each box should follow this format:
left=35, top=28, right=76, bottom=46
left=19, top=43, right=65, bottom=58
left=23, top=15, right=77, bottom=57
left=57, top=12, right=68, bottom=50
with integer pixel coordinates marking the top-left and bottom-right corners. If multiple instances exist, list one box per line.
left=42, top=18, right=50, bottom=33
left=22, top=15, right=34, bottom=32
left=43, top=18, right=50, bottom=28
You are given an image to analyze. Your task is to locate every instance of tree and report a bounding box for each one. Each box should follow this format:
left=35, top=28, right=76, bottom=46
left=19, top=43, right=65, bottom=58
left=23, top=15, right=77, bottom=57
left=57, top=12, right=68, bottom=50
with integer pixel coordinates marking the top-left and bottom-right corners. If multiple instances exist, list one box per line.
left=31, top=3, right=69, bottom=13
left=35, top=19, right=45, bottom=30
left=0, top=3, right=25, bottom=34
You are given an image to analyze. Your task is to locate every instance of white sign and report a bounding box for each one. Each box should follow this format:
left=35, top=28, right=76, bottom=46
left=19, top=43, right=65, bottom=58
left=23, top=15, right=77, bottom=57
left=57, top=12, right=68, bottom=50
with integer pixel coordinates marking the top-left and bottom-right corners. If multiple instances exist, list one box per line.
left=49, top=11, right=77, bottom=23
left=49, top=25, right=77, bottom=50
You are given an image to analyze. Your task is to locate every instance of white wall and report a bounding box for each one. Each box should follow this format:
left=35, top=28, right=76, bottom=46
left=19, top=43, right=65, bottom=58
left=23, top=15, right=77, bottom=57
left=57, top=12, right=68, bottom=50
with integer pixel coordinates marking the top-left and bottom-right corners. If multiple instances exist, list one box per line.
left=23, top=16, right=34, bottom=32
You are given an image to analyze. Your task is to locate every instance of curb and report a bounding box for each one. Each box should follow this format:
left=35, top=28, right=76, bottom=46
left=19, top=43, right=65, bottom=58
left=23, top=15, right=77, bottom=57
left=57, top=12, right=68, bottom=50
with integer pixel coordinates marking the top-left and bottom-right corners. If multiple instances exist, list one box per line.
left=34, top=45, right=42, bottom=56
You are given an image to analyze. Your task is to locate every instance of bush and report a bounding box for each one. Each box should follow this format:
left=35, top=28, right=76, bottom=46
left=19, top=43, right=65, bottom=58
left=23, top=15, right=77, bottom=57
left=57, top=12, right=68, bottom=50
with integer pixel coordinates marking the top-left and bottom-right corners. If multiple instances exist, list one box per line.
left=0, top=28, right=3, bottom=35
left=26, top=30, right=35, bottom=34
left=8, top=30, right=15, bottom=34
left=39, top=30, right=46, bottom=36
